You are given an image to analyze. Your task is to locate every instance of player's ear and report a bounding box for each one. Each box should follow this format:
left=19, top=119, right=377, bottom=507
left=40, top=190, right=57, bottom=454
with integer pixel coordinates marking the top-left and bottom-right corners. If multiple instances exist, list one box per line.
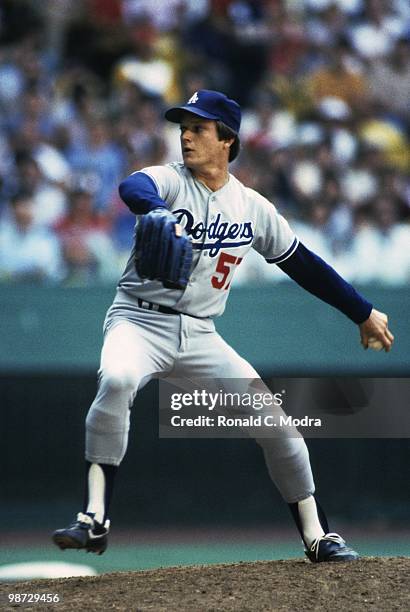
left=216, top=121, right=239, bottom=161
left=223, top=138, right=235, bottom=152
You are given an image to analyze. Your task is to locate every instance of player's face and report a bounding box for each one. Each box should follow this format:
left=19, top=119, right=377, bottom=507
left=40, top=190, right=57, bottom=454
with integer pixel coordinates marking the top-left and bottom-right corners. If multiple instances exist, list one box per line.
left=179, top=114, right=228, bottom=172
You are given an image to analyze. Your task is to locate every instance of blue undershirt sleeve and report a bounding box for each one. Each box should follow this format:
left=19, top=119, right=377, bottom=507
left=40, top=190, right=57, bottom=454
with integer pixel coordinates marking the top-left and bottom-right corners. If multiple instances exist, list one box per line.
left=277, top=242, right=372, bottom=324
left=118, top=172, right=168, bottom=214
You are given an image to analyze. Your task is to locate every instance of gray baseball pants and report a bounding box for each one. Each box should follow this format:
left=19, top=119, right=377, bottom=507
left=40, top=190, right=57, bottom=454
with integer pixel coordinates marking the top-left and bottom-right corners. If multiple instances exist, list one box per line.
left=85, top=308, right=315, bottom=503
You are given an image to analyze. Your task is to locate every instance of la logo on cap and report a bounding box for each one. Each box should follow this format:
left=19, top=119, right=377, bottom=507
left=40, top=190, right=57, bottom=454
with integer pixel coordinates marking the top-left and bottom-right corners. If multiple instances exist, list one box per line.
left=188, top=92, right=199, bottom=104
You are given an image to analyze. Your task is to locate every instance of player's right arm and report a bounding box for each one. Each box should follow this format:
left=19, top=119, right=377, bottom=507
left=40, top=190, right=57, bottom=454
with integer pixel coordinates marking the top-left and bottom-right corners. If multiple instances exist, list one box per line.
left=277, top=242, right=394, bottom=352
left=358, top=308, right=394, bottom=351
left=250, top=189, right=394, bottom=353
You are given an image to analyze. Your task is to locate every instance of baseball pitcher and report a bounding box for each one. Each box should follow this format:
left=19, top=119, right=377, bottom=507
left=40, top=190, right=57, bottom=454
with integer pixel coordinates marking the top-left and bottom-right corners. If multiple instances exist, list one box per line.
left=52, top=90, right=394, bottom=562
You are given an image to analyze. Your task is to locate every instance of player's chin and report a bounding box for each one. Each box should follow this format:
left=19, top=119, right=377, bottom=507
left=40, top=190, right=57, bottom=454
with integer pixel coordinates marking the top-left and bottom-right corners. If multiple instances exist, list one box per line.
left=183, top=155, right=200, bottom=170
left=182, top=151, right=195, bottom=163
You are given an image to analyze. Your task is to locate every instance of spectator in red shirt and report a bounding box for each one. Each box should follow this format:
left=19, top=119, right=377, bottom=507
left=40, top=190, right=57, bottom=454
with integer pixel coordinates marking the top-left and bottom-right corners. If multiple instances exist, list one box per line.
left=55, top=188, right=119, bottom=285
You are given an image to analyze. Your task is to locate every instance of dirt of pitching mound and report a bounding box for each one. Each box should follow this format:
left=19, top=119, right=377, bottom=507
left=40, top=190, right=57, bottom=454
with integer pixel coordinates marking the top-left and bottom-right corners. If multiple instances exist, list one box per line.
left=0, top=557, right=409, bottom=611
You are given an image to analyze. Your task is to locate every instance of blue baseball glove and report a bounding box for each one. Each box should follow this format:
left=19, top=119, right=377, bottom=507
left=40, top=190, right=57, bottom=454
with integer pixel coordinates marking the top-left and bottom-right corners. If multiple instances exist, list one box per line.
left=134, top=208, right=193, bottom=290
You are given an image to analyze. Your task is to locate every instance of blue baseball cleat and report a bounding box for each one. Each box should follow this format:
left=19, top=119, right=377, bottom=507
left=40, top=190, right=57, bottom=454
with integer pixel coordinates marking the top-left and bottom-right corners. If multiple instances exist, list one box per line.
left=305, top=532, right=360, bottom=563
left=52, top=512, right=110, bottom=555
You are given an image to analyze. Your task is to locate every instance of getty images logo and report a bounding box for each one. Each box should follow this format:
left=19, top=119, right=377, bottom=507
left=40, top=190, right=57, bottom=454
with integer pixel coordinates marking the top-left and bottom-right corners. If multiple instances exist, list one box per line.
left=188, top=92, right=199, bottom=104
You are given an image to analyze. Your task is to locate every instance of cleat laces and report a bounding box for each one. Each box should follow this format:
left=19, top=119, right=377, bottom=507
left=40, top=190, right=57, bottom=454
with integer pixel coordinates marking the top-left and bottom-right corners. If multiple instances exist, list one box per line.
left=309, top=533, right=345, bottom=561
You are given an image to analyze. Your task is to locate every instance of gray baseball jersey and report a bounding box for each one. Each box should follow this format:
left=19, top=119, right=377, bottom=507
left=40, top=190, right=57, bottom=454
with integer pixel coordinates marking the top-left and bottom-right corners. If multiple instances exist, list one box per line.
left=112, top=162, right=298, bottom=319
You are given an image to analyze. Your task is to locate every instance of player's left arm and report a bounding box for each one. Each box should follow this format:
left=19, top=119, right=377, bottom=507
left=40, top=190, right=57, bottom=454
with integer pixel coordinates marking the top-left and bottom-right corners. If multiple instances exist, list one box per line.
left=119, top=172, right=168, bottom=214
left=119, top=165, right=180, bottom=214
left=277, top=242, right=394, bottom=352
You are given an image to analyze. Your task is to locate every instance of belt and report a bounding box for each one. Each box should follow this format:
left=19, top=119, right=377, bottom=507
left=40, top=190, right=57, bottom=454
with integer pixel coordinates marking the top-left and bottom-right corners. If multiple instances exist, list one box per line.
left=137, top=298, right=201, bottom=319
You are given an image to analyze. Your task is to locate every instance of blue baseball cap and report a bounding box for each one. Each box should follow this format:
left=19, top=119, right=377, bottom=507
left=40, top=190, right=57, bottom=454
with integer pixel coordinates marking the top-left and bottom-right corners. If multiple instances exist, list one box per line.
left=165, top=90, right=241, bottom=134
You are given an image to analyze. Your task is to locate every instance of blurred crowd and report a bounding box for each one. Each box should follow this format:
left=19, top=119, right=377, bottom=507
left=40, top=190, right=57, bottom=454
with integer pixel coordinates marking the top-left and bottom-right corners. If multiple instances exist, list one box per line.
left=0, top=0, right=409, bottom=287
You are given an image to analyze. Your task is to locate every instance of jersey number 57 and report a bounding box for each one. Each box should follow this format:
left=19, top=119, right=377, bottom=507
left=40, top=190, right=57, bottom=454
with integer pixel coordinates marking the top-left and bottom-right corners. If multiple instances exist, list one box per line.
left=211, top=252, right=243, bottom=290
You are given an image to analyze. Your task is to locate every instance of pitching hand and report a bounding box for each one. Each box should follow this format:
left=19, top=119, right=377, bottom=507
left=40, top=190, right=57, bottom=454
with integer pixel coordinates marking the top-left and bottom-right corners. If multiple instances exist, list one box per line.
left=359, top=308, right=394, bottom=352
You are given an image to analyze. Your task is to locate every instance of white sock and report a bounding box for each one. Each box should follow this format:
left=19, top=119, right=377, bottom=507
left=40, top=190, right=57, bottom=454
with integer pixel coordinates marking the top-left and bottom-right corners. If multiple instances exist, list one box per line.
left=86, top=463, right=106, bottom=524
left=298, top=496, right=325, bottom=547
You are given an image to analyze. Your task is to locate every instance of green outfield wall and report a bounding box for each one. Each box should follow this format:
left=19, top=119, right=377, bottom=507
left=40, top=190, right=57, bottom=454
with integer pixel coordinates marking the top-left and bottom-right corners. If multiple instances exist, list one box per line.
left=1, top=373, right=409, bottom=528
left=0, top=284, right=408, bottom=374
left=0, top=284, right=409, bottom=528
